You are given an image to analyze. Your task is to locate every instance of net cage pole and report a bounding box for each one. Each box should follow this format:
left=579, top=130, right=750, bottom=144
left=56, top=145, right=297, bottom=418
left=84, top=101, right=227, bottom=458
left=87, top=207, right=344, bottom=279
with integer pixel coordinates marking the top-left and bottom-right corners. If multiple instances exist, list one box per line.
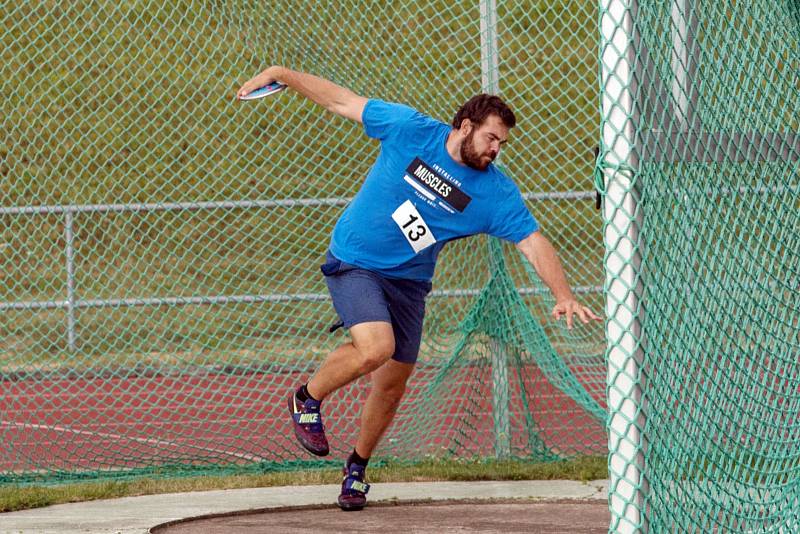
left=601, top=0, right=646, bottom=532
left=479, top=0, right=511, bottom=459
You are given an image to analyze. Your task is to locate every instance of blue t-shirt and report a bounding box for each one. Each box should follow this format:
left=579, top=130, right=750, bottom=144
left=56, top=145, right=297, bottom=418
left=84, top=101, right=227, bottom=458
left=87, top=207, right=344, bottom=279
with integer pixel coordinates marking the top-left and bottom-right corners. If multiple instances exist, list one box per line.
left=329, top=99, right=539, bottom=281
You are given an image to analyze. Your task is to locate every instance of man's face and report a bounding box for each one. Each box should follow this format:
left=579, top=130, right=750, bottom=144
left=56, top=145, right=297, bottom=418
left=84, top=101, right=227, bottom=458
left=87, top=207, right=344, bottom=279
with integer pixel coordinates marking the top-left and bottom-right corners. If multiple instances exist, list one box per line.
left=459, top=114, right=509, bottom=171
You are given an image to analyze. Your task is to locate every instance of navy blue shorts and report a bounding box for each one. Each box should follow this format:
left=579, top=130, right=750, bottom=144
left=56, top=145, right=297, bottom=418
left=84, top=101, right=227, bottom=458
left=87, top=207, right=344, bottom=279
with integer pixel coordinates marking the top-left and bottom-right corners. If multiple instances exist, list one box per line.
left=321, top=251, right=432, bottom=364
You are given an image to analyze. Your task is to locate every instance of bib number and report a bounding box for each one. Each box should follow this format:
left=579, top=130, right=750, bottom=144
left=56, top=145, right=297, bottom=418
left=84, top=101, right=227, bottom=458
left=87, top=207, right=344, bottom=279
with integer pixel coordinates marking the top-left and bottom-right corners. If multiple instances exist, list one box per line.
left=392, top=200, right=436, bottom=253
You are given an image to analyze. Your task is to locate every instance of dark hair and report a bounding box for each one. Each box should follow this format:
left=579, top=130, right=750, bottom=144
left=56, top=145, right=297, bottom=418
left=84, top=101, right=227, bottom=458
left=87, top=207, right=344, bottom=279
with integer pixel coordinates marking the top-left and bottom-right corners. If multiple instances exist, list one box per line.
left=451, top=94, right=516, bottom=130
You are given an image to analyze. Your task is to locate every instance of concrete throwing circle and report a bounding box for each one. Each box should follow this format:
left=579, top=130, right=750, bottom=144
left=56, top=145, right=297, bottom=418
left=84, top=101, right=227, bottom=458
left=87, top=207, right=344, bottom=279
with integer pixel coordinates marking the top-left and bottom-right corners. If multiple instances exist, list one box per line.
left=151, top=498, right=609, bottom=533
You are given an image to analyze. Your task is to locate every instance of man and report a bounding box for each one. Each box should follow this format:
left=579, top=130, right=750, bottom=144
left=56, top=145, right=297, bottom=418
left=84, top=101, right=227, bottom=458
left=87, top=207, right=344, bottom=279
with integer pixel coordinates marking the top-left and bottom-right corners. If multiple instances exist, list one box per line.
left=237, top=67, right=601, bottom=511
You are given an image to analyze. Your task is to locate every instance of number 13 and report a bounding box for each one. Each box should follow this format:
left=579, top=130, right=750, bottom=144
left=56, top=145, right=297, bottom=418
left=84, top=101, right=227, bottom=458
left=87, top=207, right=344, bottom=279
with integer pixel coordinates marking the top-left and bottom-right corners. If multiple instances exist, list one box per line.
left=401, top=213, right=427, bottom=241
left=391, top=200, right=436, bottom=253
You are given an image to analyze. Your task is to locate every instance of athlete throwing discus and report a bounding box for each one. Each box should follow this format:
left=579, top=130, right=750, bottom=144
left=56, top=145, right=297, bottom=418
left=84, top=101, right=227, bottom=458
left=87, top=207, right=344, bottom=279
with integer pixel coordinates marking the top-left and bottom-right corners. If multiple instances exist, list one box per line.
left=237, top=66, right=601, bottom=511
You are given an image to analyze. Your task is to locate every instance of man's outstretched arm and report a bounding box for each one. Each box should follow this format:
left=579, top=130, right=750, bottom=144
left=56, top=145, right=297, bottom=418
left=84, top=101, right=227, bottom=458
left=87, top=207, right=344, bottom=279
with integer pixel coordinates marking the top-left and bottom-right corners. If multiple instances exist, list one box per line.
left=515, top=230, right=602, bottom=329
left=237, top=66, right=367, bottom=123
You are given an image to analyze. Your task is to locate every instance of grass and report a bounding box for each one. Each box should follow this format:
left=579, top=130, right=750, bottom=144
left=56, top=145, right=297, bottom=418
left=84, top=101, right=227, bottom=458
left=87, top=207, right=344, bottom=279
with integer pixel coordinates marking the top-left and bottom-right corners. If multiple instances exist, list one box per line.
left=0, top=456, right=607, bottom=513
left=1, top=0, right=602, bottom=364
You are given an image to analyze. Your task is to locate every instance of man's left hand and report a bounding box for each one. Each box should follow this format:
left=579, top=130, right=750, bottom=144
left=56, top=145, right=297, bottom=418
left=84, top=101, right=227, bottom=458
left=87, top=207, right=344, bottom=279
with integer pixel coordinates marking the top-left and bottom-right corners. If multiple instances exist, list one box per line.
left=552, top=299, right=602, bottom=330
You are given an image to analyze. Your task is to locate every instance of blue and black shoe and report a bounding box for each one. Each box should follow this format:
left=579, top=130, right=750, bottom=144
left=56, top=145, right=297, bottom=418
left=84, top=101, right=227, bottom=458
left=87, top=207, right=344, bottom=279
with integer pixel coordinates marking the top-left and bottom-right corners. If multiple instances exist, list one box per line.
left=337, top=461, right=370, bottom=511
left=288, top=391, right=329, bottom=456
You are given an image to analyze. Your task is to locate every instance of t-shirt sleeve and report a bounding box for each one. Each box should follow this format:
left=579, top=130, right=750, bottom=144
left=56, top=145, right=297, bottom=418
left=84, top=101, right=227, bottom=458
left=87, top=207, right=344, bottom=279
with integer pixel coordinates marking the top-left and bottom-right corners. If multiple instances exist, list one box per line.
left=486, top=178, right=540, bottom=243
left=362, top=99, right=421, bottom=141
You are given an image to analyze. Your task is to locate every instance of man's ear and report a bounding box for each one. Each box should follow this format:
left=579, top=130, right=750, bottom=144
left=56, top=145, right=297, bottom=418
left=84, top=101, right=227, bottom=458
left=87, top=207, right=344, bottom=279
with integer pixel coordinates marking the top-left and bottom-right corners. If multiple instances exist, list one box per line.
left=459, top=118, right=473, bottom=136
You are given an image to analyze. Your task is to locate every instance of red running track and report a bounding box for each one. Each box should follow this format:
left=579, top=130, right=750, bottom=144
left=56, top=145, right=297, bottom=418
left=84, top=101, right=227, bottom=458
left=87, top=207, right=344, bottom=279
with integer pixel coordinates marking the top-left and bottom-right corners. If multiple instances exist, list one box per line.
left=0, top=364, right=606, bottom=477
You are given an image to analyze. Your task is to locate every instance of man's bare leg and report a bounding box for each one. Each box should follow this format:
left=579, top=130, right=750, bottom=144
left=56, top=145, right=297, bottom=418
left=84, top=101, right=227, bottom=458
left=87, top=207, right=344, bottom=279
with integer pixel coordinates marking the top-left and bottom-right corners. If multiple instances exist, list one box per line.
left=290, top=321, right=396, bottom=457
left=306, top=321, right=395, bottom=401
left=354, top=358, right=415, bottom=458
left=337, top=358, right=415, bottom=511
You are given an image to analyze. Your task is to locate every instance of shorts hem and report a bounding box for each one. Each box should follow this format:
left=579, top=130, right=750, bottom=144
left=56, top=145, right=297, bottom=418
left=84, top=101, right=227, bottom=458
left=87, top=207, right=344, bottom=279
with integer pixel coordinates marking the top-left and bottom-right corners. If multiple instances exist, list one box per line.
left=341, top=316, right=393, bottom=329
left=390, top=353, right=419, bottom=364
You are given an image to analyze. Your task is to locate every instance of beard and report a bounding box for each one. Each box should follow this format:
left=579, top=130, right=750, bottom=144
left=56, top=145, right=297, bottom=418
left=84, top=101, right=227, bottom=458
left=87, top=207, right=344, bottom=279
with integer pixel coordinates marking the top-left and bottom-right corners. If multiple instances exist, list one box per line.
left=460, top=130, right=495, bottom=171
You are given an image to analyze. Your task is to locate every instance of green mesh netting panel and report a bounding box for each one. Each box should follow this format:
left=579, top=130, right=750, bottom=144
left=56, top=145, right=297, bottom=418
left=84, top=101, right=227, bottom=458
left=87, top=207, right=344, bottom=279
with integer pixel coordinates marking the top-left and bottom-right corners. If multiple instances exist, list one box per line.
left=0, top=1, right=606, bottom=486
left=601, top=0, right=799, bottom=532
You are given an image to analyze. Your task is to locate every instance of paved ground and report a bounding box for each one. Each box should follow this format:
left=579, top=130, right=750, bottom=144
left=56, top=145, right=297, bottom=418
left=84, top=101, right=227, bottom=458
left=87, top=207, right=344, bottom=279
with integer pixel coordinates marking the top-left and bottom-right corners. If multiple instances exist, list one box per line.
left=0, top=480, right=609, bottom=534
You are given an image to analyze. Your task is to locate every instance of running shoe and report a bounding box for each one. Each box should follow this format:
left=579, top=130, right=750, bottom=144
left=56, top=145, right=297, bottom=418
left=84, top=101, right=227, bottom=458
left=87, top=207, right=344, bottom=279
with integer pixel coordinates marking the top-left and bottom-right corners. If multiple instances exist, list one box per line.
left=337, top=461, right=370, bottom=511
left=287, top=390, right=329, bottom=456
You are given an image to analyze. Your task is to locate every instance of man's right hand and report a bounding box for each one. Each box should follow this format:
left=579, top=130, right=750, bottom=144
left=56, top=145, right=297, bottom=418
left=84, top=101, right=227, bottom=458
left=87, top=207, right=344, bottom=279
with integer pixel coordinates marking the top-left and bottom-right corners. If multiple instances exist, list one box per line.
left=236, top=66, right=367, bottom=123
left=237, top=66, right=282, bottom=100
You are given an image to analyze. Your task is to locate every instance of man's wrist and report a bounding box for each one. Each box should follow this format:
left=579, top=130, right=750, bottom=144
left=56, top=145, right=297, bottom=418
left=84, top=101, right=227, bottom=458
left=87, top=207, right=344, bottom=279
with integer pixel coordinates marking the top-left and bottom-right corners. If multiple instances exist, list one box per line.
left=554, top=293, right=576, bottom=304
left=268, top=65, right=286, bottom=82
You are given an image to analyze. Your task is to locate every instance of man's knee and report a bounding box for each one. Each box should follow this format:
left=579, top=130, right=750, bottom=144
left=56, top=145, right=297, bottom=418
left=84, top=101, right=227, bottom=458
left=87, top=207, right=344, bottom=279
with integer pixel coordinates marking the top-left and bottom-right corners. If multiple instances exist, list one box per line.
left=352, top=331, right=395, bottom=374
left=371, top=361, right=414, bottom=405
left=373, top=379, right=407, bottom=406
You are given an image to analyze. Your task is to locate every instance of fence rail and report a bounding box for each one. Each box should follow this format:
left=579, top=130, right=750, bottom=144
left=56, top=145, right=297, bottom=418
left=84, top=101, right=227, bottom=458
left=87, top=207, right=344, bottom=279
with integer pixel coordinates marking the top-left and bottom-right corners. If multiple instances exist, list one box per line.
left=0, top=191, right=595, bottom=216
left=1, top=192, right=599, bottom=350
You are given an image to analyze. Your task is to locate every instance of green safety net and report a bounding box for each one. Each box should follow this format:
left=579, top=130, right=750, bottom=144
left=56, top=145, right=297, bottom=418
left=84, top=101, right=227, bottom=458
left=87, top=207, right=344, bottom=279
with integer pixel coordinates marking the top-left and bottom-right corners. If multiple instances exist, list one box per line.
left=0, top=1, right=606, bottom=486
left=600, top=1, right=800, bottom=532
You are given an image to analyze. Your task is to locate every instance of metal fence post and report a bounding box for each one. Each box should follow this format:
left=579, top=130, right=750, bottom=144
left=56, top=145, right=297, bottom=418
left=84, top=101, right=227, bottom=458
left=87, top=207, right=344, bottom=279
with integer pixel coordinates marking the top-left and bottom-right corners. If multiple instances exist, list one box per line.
left=602, top=0, right=646, bottom=531
left=479, top=0, right=511, bottom=459
left=64, top=210, right=77, bottom=352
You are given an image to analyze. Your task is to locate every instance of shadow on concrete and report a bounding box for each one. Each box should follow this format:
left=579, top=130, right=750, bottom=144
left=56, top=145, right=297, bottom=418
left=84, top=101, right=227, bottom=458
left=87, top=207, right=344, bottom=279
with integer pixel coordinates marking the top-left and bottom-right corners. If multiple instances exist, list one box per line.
left=151, top=498, right=610, bottom=534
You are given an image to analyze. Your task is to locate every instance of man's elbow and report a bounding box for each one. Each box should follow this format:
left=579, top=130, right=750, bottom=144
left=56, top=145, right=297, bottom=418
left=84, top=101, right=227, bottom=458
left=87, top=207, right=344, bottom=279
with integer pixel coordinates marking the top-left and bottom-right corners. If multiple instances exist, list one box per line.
left=515, top=231, right=540, bottom=254
left=328, top=95, right=366, bottom=123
